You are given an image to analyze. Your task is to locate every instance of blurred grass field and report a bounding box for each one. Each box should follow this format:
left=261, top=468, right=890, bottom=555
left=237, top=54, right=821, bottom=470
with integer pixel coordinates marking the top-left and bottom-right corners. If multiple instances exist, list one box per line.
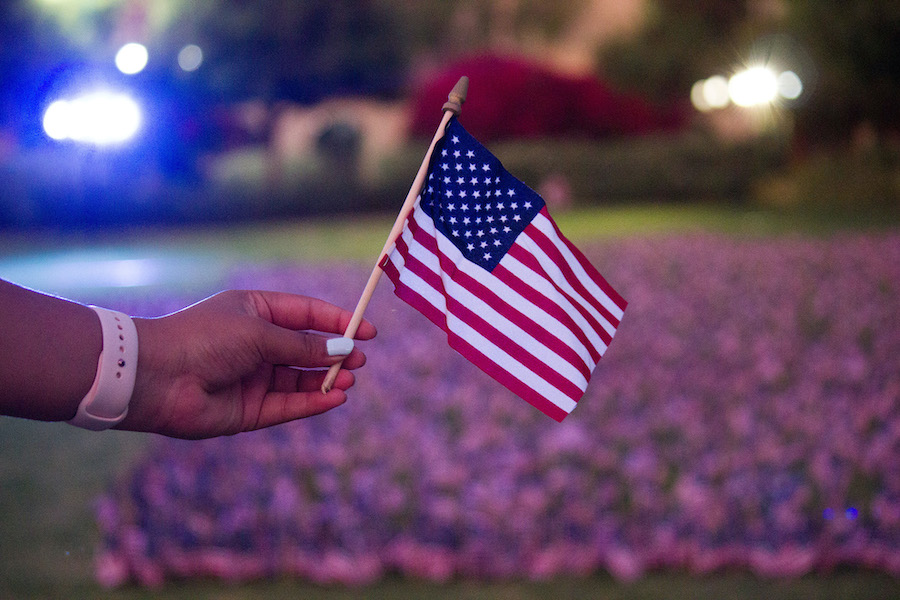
left=3, top=200, right=895, bottom=264
left=1, top=202, right=899, bottom=599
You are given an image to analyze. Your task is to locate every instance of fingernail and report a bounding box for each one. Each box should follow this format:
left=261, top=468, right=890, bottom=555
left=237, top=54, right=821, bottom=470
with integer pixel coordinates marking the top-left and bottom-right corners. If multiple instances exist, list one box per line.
left=326, top=337, right=354, bottom=357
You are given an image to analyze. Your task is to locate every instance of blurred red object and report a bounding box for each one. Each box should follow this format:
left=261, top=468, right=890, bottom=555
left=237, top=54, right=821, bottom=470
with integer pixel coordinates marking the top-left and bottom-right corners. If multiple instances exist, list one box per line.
left=409, top=55, right=687, bottom=141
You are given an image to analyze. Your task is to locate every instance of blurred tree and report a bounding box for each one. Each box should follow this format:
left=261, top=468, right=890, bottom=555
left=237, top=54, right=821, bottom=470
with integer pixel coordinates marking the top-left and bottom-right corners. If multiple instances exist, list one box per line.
left=28, top=0, right=181, bottom=48
left=784, top=0, right=900, bottom=146
left=392, top=0, right=586, bottom=61
left=22, top=0, right=408, bottom=104
left=600, top=0, right=900, bottom=146
left=173, top=0, right=406, bottom=104
left=18, top=0, right=592, bottom=105
left=598, top=0, right=756, bottom=103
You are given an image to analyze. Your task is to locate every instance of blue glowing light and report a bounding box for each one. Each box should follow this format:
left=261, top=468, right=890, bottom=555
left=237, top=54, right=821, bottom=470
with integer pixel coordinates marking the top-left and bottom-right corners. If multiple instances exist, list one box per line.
left=823, top=507, right=860, bottom=521
left=42, top=90, right=142, bottom=146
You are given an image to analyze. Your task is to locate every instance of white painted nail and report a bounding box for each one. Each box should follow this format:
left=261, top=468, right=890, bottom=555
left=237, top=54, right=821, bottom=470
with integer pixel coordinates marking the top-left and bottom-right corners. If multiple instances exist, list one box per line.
left=326, top=337, right=354, bottom=357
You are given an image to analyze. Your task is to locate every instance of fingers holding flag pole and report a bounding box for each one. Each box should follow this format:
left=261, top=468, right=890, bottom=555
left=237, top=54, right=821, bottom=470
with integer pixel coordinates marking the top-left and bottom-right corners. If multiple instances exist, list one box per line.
left=321, top=76, right=469, bottom=394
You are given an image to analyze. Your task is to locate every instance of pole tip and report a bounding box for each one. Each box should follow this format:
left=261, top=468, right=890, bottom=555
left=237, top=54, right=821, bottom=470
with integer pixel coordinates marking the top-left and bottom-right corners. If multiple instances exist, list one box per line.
left=442, top=76, right=469, bottom=115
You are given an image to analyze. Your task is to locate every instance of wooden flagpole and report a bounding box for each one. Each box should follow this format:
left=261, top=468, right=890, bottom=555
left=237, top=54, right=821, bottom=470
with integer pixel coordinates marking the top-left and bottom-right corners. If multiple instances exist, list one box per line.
left=321, top=76, right=469, bottom=393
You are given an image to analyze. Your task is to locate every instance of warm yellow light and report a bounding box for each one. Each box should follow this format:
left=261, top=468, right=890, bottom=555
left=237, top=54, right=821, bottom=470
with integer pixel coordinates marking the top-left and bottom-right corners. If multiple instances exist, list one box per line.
left=729, top=67, right=779, bottom=107
left=703, top=76, right=731, bottom=109
left=690, top=80, right=712, bottom=112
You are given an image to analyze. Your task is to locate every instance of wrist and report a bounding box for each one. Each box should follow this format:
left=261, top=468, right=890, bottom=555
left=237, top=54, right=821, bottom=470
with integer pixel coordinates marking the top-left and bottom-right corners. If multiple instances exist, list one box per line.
left=115, top=317, right=168, bottom=434
left=68, top=307, right=138, bottom=431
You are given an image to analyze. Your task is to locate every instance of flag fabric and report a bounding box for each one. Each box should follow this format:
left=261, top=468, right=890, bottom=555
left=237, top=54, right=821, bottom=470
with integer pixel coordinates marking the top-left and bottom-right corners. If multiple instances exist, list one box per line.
left=380, top=117, right=626, bottom=421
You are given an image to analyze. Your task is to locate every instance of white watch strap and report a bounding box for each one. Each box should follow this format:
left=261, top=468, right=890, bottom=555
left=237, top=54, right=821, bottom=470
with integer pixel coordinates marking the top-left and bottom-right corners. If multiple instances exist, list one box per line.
left=68, top=306, right=138, bottom=431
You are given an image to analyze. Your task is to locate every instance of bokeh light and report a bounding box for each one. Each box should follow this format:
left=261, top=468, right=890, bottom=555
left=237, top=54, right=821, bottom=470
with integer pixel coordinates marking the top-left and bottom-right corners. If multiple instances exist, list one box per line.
left=702, top=76, right=731, bottom=109
left=690, top=75, right=730, bottom=112
left=777, top=70, right=803, bottom=100
left=42, top=91, right=142, bottom=145
left=177, top=44, right=204, bottom=72
left=692, top=66, right=803, bottom=113
left=115, top=42, right=149, bottom=75
left=728, top=66, right=779, bottom=108
left=690, top=80, right=712, bottom=112
left=42, top=100, right=71, bottom=141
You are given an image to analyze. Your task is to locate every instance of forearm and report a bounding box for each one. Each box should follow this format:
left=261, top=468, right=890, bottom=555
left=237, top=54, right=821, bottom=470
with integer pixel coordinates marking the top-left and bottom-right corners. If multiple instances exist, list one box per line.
left=0, top=279, right=102, bottom=421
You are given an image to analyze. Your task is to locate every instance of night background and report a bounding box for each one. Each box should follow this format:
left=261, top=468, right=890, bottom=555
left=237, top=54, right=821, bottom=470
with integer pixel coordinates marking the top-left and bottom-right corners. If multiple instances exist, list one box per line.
left=1, top=1, right=899, bottom=598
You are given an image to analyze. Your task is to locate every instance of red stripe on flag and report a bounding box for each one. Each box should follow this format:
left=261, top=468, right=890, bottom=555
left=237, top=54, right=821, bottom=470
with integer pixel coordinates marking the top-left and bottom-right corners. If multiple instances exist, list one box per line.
left=432, top=251, right=593, bottom=382
left=394, top=232, right=445, bottom=299
left=542, top=208, right=628, bottom=312
left=443, top=294, right=584, bottom=403
left=383, top=248, right=572, bottom=421
left=444, top=333, right=570, bottom=422
left=405, top=211, right=594, bottom=380
left=507, top=243, right=614, bottom=347
left=381, top=251, right=448, bottom=332
left=529, top=209, right=621, bottom=327
left=399, top=222, right=586, bottom=401
left=492, top=262, right=602, bottom=365
left=406, top=209, right=441, bottom=258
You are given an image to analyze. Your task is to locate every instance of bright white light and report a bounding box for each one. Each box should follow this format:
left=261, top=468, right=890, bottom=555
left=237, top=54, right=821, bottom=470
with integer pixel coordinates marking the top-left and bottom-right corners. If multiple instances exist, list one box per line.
left=42, top=100, right=71, bottom=140
left=777, top=70, right=803, bottom=100
left=178, top=44, right=203, bottom=72
left=702, top=76, right=731, bottom=109
left=690, top=80, right=712, bottom=112
left=115, top=43, right=149, bottom=75
left=729, top=66, right=779, bottom=107
left=42, top=91, right=142, bottom=145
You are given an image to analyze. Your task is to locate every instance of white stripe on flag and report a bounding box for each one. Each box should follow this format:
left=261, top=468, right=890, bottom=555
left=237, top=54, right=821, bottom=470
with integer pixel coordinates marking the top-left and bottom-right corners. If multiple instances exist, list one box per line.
left=516, top=230, right=618, bottom=339
left=391, top=247, right=578, bottom=414
left=405, top=209, right=598, bottom=372
left=531, top=212, right=626, bottom=320
left=499, top=251, right=609, bottom=355
left=400, top=219, right=590, bottom=390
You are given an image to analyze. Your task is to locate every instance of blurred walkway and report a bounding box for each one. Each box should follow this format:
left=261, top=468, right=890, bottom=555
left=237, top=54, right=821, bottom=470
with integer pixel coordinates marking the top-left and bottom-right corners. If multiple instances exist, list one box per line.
left=0, top=244, right=231, bottom=303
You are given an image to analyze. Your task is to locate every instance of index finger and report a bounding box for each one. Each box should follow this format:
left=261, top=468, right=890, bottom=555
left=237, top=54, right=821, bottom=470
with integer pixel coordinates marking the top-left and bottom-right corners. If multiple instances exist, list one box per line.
left=251, top=291, right=377, bottom=340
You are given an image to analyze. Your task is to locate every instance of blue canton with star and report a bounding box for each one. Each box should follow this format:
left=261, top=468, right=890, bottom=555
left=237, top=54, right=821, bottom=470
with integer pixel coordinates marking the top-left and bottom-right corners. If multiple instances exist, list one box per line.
left=419, top=118, right=545, bottom=272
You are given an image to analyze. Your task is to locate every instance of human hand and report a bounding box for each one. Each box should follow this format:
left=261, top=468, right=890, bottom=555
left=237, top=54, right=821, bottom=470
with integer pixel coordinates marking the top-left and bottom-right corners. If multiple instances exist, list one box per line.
left=119, top=290, right=376, bottom=439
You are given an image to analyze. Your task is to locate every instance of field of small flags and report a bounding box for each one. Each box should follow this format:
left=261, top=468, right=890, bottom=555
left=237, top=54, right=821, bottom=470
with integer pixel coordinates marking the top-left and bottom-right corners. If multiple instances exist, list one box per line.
left=2, top=207, right=899, bottom=599
left=93, top=231, right=900, bottom=588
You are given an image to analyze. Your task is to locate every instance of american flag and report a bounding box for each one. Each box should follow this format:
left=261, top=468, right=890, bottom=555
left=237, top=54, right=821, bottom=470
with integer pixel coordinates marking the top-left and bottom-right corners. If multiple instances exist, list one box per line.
left=380, top=117, right=626, bottom=421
